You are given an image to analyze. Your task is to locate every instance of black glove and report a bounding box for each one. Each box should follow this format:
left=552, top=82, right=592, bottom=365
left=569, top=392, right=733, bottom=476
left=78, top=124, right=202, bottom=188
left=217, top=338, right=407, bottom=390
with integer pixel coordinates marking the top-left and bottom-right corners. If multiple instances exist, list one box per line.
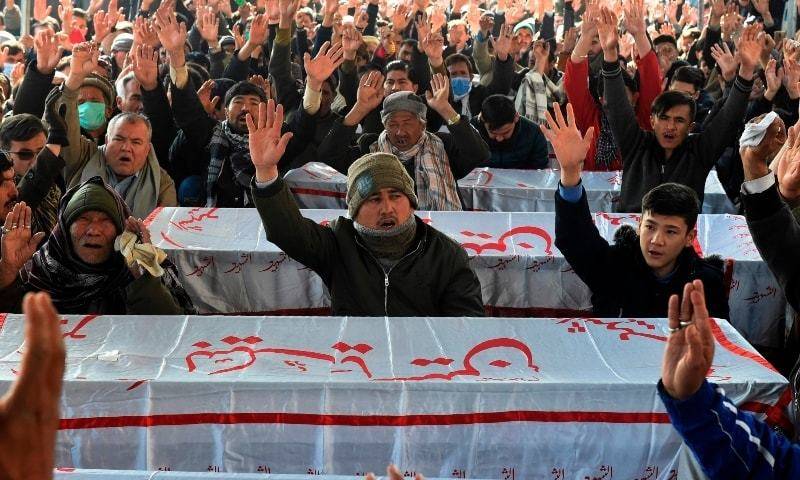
left=43, top=85, right=69, bottom=147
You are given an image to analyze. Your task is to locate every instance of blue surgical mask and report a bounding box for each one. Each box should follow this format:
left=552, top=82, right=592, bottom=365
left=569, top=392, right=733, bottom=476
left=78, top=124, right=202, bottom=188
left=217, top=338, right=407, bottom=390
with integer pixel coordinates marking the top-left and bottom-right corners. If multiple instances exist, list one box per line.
left=2, top=62, right=14, bottom=77
left=78, top=101, right=107, bottom=131
left=451, top=76, right=472, bottom=100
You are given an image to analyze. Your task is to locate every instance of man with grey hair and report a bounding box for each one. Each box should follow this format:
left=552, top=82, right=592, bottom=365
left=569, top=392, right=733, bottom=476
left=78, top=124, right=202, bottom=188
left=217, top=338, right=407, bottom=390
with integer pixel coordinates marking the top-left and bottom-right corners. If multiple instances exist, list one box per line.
left=317, top=72, right=490, bottom=210
left=115, top=72, right=143, bottom=114
left=48, top=42, right=176, bottom=218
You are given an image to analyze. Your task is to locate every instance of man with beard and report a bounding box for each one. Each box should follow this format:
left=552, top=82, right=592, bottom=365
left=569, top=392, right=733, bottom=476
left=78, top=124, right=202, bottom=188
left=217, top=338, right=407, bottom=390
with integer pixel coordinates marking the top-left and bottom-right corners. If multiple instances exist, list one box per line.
left=247, top=100, right=484, bottom=316
left=318, top=72, right=489, bottom=211
left=472, top=95, right=548, bottom=169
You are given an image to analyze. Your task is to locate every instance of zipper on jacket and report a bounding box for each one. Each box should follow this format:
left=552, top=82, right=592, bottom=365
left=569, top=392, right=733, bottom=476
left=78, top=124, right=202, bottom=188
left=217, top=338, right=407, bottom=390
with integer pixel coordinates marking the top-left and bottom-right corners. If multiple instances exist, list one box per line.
left=354, top=236, right=424, bottom=316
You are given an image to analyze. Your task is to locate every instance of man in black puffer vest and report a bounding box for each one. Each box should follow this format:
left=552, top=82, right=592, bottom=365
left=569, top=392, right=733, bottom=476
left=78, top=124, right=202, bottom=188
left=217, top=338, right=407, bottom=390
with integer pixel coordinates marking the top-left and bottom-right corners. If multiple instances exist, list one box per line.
left=542, top=102, right=729, bottom=319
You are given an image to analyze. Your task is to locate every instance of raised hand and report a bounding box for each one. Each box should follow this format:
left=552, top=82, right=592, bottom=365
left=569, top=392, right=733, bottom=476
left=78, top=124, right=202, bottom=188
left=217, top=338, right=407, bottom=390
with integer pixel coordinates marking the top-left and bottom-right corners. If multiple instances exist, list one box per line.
left=478, top=11, right=495, bottom=36
left=425, top=72, right=457, bottom=120
left=390, top=3, right=411, bottom=31
left=783, top=57, right=800, bottom=99
left=92, top=9, right=115, bottom=43
left=0, top=292, right=65, bottom=479
left=354, top=69, right=385, bottom=113
left=778, top=124, right=800, bottom=202
left=540, top=102, right=594, bottom=187
left=249, top=74, right=271, bottom=99
left=420, top=30, right=445, bottom=65
left=596, top=6, right=619, bottom=60
left=737, top=23, right=763, bottom=78
left=764, top=58, right=784, bottom=101
left=430, top=5, right=447, bottom=32
left=154, top=6, right=188, bottom=53
left=198, top=6, right=220, bottom=44
left=57, top=0, right=73, bottom=35
left=710, top=41, right=738, bottom=82
left=33, top=0, right=51, bottom=22
left=247, top=100, right=293, bottom=182
left=278, top=0, right=300, bottom=28
left=65, top=42, right=99, bottom=90
left=134, top=16, right=160, bottom=48
left=34, top=29, right=60, bottom=75
left=562, top=27, right=578, bottom=54
left=491, top=22, right=513, bottom=62
left=623, top=0, right=645, bottom=38
left=341, top=24, right=363, bottom=60
left=304, top=41, right=345, bottom=90
left=661, top=280, right=715, bottom=401
left=131, top=43, right=159, bottom=91
left=247, top=13, right=269, bottom=46
left=0, top=202, right=45, bottom=283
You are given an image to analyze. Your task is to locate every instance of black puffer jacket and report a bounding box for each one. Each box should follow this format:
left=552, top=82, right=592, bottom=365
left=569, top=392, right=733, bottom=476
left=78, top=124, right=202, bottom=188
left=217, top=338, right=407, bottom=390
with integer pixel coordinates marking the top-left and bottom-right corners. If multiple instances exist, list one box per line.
left=555, top=189, right=730, bottom=319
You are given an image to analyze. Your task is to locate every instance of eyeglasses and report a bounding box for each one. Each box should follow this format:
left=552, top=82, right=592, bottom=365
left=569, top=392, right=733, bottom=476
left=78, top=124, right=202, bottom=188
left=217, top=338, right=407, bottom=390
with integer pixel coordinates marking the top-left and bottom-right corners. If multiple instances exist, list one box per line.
left=7, top=149, right=43, bottom=160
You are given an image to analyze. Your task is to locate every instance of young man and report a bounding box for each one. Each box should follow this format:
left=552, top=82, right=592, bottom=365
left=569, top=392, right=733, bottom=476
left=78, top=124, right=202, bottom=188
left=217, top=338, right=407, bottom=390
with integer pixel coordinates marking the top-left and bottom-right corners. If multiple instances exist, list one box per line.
left=545, top=102, right=729, bottom=319
left=598, top=9, right=759, bottom=212
left=471, top=94, right=548, bottom=169
left=248, top=100, right=484, bottom=316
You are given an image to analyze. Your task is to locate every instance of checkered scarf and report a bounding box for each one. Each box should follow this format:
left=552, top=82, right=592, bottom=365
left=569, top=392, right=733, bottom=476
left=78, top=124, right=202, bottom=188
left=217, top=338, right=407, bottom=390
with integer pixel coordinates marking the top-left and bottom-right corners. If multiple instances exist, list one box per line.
left=515, top=70, right=563, bottom=124
left=595, top=110, right=618, bottom=170
left=206, top=121, right=252, bottom=207
left=372, top=131, right=462, bottom=211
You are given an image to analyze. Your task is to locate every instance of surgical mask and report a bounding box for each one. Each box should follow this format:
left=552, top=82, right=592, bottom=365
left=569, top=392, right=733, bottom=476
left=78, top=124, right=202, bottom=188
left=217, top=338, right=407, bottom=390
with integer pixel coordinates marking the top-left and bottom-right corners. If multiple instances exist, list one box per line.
left=451, top=77, right=472, bottom=100
left=78, top=101, right=107, bottom=131
left=2, top=62, right=14, bottom=77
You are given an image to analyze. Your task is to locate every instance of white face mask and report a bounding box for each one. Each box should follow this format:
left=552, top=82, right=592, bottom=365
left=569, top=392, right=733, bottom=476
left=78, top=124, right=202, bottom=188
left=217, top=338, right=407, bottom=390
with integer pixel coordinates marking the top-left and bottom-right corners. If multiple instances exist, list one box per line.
left=2, top=62, right=15, bottom=77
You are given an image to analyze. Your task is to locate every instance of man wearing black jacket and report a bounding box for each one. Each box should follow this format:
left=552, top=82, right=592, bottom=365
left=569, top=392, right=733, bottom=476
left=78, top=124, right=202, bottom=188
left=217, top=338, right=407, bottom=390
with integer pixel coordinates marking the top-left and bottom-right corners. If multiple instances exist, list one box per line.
left=544, top=102, right=729, bottom=319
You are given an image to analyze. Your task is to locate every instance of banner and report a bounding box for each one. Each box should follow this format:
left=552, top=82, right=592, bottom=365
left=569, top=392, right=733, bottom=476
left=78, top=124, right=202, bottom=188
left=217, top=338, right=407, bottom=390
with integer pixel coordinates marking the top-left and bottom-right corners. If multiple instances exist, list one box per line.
left=145, top=208, right=785, bottom=349
left=0, top=314, right=788, bottom=477
left=283, top=164, right=735, bottom=214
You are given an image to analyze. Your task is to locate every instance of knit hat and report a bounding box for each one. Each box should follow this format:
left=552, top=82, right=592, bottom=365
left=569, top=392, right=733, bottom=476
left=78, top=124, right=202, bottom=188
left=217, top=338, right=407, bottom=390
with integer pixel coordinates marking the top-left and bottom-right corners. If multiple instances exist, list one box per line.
left=111, top=33, right=134, bottom=52
left=513, top=19, right=536, bottom=35
left=346, top=153, right=418, bottom=218
left=380, top=91, right=427, bottom=125
left=220, top=35, right=235, bottom=47
left=63, top=179, right=125, bottom=234
left=82, top=73, right=117, bottom=107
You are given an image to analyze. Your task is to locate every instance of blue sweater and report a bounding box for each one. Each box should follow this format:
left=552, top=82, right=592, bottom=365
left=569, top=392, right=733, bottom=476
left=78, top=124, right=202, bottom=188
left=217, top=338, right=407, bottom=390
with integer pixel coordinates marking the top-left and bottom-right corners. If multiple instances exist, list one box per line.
left=659, top=380, right=800, bottom=479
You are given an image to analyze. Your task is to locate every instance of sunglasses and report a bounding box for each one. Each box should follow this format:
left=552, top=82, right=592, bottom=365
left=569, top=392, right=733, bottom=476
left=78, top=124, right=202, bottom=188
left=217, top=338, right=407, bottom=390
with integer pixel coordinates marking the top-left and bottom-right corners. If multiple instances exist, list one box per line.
left=8, top=149, right=42, bottom=161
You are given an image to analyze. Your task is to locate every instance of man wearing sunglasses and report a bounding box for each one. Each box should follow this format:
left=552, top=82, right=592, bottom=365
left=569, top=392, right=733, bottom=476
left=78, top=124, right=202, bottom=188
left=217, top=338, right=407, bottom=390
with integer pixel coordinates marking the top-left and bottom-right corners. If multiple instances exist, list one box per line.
left=0, top=114, right=65, bottom=235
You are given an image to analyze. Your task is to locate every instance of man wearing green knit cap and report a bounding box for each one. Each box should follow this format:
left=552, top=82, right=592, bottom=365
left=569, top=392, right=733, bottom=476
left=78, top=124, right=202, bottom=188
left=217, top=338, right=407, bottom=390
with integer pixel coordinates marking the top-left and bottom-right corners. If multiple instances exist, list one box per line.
left=248, top=101, right=484, bottom=316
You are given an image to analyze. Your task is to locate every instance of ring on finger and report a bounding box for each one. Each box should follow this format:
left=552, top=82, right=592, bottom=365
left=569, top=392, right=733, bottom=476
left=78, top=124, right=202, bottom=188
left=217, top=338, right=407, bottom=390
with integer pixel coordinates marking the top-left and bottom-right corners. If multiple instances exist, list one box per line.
left=679, top=320, right=693, bottom=327
left=0, top=226, right=9, bottom=235
left=668, top=326, right=683, bottom=334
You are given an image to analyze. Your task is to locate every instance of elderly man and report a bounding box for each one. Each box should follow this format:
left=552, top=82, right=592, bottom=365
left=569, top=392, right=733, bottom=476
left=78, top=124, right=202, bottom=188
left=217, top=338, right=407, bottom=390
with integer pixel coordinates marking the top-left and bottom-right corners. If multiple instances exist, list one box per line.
left=51, top=42, right=176, bottom=219
left=248, top=100, right=484, bottom=316
left=317, top=72, right=490, bottom=210
left=0, top=176, right=191, bottom=315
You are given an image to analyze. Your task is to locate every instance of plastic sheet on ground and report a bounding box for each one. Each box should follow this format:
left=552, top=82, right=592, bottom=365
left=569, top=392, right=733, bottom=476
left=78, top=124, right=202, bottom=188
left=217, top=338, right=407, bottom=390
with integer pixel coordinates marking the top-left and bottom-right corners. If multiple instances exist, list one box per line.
left=144, top=208, right=784, bottom=349
left=0, top=314, right=787, bottom=477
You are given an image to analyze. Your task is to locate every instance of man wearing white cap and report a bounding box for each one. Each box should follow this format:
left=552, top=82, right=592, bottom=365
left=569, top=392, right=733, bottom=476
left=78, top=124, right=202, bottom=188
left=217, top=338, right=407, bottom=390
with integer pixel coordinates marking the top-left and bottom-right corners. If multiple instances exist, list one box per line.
left=247, top=100, right=484, bottom=317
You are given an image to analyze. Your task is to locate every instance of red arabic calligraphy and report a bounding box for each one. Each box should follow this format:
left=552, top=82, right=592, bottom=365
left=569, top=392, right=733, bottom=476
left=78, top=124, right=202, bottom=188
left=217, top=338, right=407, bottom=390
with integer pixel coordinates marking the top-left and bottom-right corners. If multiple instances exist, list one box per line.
left=556, top=318, right=667, bottom=342
left=460, top=226, right=554, bottom=255
left=168, top=208, right=219, bottom=232
left=188, top=256, right=215, bottom=277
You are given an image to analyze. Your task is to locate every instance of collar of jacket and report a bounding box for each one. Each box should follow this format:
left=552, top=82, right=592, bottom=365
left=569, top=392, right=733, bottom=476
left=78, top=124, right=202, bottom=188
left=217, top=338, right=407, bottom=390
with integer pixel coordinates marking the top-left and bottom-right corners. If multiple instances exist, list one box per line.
left=348, top=214, right=429, bottom=259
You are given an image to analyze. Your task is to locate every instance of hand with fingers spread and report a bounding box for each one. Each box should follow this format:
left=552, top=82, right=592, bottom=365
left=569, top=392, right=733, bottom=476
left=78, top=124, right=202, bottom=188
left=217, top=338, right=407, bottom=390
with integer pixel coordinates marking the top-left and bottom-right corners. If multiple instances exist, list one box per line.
left=92, top=9, right=115, bottom=43
left=65, top=42, right=99, bottom=91
left=391, top=3, right=411, bottom=32
left=304, top=41, right=345, bottom=91
left=738, top=23, right=764, bottom=79
left=783, top=57, right=800, bottom=99
left=131, top=44, right=159, bottom=91
left=247, top=100, right=294, bottom=182
left=539, top=102, right=594, bottom=187
left=421, top=30, right=445, bottom=66
left=58, top=0, right=73, bottom=36
left=710, top=42, right=738, bottom=83
left=478, top=11, right=495, bottom=38
left=154, top=5, right=189, bottom=55
left=426, top=72, right=458, bottom=121
left=661, top=280, right=714, bottom=401
left=35, top=30, right=60, bottom=75
left=249, top=74, right=271, bottom=99
left=562, top=27, right=578, bottom=54
left=278, top=0, right=300, bottom=29
left=341, top=24, right=363, bottom=61
left=242, top=13, right=269, bottom=60
left=198, top=6, right=220, bottom=45
left=365, top=464, right=426, bottom=480
left=764, top=57, right=784, bottom=101
left=0, top=292, right=66, bottom=478
left=491, top=23, right=513, bottom=62
left=197, top=79, right=221, bottom=115
left=709, top=0, right=725, bottom=24
left=596, top=6, right=619, bottom=62
left=343, top=70, right=384, bottom=126
left=134, top=16, right=161, bottom=48
left=0, top=202, right=45, bottom=288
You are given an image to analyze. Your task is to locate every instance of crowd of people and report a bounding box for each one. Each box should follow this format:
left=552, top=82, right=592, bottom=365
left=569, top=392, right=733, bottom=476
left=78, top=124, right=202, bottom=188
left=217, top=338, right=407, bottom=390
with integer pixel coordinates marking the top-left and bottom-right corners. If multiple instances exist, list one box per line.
left=3, top=0, right=800, bottom=476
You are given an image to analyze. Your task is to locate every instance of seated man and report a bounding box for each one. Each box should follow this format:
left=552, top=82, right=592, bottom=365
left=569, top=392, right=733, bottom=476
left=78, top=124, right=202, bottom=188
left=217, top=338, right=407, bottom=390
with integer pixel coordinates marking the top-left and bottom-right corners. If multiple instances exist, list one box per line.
left=248, top=100, right=484, bottom=316
left=52, top=42, right=176, bottom=219
left=659, top=280, right=800, bottom=478
left=0, top=177, right=193, bottom=315
left=546, top=103, right=729, bottom=318
left=318, top=72, right=490, bottom=211
left=598, top=10, right=759, bottom=212
left=0, top=114, right=65, bottom=235
left=471, top=94, right=548, bottom=169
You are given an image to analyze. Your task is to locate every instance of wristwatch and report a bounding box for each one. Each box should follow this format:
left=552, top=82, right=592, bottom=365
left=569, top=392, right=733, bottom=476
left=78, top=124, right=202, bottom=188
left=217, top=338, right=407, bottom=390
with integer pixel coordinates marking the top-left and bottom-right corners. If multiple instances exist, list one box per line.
left=447, top=113, right=461, bottom=126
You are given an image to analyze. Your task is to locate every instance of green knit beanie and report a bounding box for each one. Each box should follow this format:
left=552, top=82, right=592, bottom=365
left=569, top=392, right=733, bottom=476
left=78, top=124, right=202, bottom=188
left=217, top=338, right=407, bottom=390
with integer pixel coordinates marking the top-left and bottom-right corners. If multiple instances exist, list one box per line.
left=346, top=153, right=418, bottom=218
left=63, top=181, right=124, bottom=233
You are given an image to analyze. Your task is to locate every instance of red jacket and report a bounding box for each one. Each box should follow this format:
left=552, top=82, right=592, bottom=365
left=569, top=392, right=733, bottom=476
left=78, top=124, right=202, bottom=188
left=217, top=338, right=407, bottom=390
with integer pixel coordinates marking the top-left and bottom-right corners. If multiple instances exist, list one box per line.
left=564, top=50, right=661, bottom=171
